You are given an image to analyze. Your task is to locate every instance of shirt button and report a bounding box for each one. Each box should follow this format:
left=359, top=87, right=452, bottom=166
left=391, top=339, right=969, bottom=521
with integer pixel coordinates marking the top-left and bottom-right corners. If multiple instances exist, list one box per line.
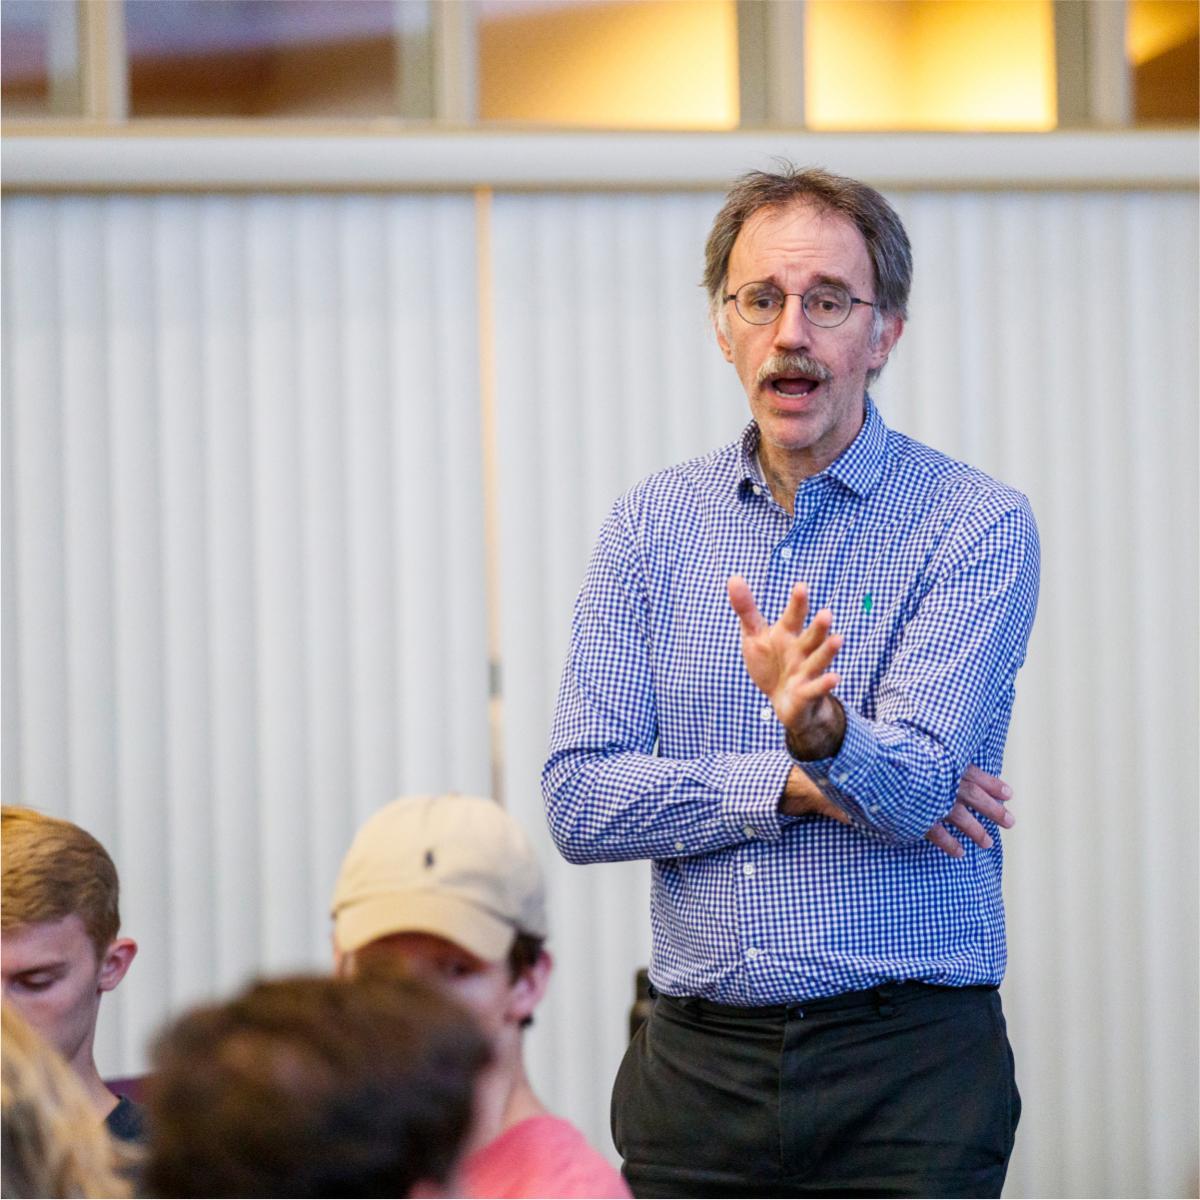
left=779, top=546, right=793, bottom=560
left=832, top=770, right=847, bottom=785
left=743, top=825, right=757, bottom=838
left=674, top=840, right=685, bottom=851
left=743, top=863, right=755, bottom=877
left=746, top=947, right=761, bottom=960
left=752, top=484, right=763, bottom=496
left=869, top=804, right=881, bottom=814
left=760, top=705, right=773, bottom=722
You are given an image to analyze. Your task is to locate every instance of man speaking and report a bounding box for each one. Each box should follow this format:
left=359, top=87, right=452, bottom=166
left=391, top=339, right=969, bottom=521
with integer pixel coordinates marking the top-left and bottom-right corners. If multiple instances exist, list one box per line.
left=544, top=166, right=1039, bottom=1198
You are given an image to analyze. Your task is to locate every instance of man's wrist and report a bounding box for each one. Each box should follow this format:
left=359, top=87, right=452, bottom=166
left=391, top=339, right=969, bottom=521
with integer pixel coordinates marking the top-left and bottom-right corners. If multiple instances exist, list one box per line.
left=784, top=697, right=846, bottom=761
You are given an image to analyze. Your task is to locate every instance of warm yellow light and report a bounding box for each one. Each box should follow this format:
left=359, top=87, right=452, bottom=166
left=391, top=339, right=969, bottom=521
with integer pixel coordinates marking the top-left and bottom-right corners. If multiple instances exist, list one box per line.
left=806, top=0, right=1057, bottom=131
left=480, top=0, right=739, bottom=129
left=1127, top=0, right=1200, bottom=65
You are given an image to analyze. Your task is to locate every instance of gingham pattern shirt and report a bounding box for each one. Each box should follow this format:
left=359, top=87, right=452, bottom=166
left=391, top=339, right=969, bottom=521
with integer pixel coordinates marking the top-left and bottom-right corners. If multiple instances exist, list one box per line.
left=544, top=400, right=1040, bottom=1004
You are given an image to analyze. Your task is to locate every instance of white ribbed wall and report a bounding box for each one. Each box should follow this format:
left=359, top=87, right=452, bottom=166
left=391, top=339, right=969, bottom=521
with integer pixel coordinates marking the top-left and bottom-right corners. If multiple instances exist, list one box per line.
left=1, top=192, right=492, bottom=1070
left=3, top=186, right=1197, bottom=1199
left=491, top=190, right=1199, bottom=1200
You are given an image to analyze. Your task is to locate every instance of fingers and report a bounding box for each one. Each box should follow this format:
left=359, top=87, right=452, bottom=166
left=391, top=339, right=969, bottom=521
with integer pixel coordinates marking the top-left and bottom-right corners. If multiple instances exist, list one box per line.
left=727, top=576, right=764, bottom=635
left=807, top=630, right=842, bottom=673
left=729, top=578, right=838, bottom=650
left=777, top=583, right=811, bottom=635
left=956, top=774, right=1015, bottom=829
left=924, top=824, right=966, bottom=859
left=775, top=638, right=842, bottom=718
left=777, top=675, right=841, bottom=728
left=961, top=764, right=1013, bottom=804
left=944, top=801, right=993, bottom=849
left=929, top=780, right=1015, bottom=858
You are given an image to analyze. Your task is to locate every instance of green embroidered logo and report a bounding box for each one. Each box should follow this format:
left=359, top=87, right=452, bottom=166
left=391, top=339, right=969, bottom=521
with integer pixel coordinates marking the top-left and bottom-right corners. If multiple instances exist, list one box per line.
left=862, top=593, right=873, bottom=614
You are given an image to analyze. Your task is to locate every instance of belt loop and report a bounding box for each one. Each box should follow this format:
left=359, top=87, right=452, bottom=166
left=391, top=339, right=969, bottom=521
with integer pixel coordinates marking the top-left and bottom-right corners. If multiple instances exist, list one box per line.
left=874, top=985, right=896, bottom=1018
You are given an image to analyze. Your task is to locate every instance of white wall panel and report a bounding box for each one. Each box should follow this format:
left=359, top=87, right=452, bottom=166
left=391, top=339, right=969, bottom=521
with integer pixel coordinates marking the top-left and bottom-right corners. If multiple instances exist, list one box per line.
left=1, top=192, right=491, bottom=1073
left=491, top=192, right=747, bottom=1152
left=492, top=189, right=1199, bottom=1199
left=3, top=181, right=1195, bottom=1200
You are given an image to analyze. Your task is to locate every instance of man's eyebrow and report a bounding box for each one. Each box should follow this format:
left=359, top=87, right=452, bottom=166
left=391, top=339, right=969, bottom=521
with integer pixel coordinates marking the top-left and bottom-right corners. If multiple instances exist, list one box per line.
left=10, top=961, right=69, bottom=975
left=810, top=272, right=854, bottom=290
left=740, top=271, right=856, bottom=291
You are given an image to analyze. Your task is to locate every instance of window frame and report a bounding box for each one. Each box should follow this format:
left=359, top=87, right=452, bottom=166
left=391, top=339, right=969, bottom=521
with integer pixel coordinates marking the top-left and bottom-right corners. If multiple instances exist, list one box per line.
left=2, top=0, right=1147, bottom=132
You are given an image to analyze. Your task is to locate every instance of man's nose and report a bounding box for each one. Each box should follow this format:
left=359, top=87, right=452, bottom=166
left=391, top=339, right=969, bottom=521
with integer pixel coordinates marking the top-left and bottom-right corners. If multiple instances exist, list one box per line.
left=772, top=294, right=809, bottom=350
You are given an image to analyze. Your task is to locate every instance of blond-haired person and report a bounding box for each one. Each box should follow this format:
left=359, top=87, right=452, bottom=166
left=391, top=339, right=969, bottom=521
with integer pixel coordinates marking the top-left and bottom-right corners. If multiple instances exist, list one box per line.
left=1, top=807, right=142, bottom=1142
left=2, top=1003, right=131, bottom=1198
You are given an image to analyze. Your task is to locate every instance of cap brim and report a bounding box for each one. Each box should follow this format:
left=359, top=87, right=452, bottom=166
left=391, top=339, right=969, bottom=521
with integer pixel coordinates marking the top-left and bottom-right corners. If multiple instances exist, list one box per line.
left=334, top=890, right=516, bottom=963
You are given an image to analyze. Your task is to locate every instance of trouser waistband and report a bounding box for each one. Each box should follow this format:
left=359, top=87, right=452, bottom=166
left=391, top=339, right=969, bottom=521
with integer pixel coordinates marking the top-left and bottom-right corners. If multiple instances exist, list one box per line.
left=656, top=980, right=996, bottom=1020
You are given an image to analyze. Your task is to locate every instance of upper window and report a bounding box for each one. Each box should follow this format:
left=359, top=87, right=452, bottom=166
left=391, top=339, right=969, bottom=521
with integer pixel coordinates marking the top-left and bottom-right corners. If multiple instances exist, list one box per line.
left=1, top=0, right=82, bottom=118
left=805, top=0, right=1056, bottom=131
left=1128, top=0, right=1200, bottom=122
left=2, top=0, right=1196, bottom=130
left=124, top=0, right=434, bottom=118
left=477, top=0, right=739, bottom=129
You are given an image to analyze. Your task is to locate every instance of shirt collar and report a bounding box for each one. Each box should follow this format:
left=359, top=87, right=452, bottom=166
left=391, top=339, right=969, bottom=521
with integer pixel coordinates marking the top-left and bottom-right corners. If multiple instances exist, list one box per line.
left=736, top=397, right=888, bottom=501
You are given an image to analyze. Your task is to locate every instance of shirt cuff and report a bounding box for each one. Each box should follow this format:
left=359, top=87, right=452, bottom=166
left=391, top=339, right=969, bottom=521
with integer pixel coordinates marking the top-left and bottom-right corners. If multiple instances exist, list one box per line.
left=720, top=751, right=794, bottom=842
left=790, top=707, right=885, bottom=828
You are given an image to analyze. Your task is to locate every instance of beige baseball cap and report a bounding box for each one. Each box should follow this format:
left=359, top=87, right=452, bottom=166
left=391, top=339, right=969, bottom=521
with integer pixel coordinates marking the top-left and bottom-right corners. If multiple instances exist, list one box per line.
left=331, top=795, right=548, bottom=963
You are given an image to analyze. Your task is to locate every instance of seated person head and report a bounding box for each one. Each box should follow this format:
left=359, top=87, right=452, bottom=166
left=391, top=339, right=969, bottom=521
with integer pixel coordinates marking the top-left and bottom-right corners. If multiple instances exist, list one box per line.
left=1, top=1003, right=132, bottom=1199
left=331, top=795, right=551, bottom=1042
left=0, top=808, right=137, bottom=1082
left=143, top=974, right=490, bottom=1199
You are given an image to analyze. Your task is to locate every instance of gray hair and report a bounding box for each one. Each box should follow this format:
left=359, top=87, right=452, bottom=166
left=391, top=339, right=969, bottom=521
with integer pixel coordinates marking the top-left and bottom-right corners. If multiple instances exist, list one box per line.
left=703, top=164, right=913, bottom=325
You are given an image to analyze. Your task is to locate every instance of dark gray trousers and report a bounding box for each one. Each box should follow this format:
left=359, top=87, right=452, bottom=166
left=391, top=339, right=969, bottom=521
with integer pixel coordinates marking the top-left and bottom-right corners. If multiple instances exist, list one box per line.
left=612, top=982, right=1020, bottom=1199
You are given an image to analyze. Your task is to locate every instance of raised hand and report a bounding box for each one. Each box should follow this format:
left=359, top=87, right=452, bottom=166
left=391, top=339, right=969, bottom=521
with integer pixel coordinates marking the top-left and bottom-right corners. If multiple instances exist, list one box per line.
left=728, top=576, right=845, bottom=760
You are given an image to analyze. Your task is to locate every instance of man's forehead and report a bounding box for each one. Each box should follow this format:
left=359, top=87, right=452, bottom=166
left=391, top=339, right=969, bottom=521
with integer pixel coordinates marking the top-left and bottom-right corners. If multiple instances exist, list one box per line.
left=1, top=913, right=94, bottom=967
left=731, top=201, right=870, bottom=273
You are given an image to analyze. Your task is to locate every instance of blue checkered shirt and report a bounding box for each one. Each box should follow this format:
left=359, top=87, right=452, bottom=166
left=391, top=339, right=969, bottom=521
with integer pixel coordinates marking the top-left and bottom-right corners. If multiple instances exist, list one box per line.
left=544, top=400, right=1040, bottom=1004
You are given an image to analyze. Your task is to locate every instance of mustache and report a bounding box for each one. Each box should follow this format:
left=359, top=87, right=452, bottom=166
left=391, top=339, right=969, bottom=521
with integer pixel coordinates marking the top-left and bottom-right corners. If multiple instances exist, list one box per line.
left=755, top=353, right=832, bottom=388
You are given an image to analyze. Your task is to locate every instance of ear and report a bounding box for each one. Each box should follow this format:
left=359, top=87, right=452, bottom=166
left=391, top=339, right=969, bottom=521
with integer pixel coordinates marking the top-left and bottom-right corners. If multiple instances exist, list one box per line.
left=868, top=312, right=904, bottom=372
left=714, top=310, right=735, bottom=364
left=506, top=950, right=552, bottom=1026
left=97, top=938, right=137, bottom=994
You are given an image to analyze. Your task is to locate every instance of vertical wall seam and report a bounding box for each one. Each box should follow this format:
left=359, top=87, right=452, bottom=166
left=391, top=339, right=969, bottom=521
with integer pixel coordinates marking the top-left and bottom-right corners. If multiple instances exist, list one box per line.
left=476, top=186, right=505, bottom=806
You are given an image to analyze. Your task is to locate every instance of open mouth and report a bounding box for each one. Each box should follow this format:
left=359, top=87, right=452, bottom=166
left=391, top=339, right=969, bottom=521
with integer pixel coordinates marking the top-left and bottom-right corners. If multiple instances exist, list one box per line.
left=757, top=354, right=831, bottom=400
left=769, top=375, right=822, bottom=398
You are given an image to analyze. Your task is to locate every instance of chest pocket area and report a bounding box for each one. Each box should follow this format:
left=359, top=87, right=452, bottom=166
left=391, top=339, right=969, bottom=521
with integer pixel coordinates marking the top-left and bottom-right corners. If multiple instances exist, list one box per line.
left=823, top=520, right=922, bottom=706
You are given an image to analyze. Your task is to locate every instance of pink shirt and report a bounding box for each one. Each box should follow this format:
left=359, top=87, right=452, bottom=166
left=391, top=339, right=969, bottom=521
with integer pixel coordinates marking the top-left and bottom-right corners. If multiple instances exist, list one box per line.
left=461, top=1114, right=631, bottom=1199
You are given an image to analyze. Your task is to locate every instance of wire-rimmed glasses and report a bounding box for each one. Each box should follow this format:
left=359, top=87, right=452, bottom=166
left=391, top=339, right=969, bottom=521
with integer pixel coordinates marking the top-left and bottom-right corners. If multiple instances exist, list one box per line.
left=723, top=281, right=877, bottom=328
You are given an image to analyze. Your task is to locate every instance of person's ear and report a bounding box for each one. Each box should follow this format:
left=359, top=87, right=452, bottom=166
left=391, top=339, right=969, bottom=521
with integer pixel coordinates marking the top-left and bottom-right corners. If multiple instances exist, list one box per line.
left=868, top=312, right=904, bottom=372
left=97, top=938, right=137, bottom=994
left=333, top=937, right=349, bottom=978
left=714, top=309, right=735, bottom=363
left=507, top=950, right=552, bottom=1025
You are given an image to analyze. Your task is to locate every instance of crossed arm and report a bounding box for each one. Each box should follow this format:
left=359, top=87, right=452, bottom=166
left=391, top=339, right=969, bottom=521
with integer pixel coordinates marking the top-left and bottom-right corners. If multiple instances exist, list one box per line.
left=546, top=492, right=1038, bottom=865
left=728, top=575, right=1013, bottom=858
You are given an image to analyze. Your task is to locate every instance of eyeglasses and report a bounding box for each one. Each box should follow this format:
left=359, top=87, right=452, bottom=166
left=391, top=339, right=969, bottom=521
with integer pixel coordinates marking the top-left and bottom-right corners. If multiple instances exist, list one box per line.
left=723, top=281, right=877, bottom=328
